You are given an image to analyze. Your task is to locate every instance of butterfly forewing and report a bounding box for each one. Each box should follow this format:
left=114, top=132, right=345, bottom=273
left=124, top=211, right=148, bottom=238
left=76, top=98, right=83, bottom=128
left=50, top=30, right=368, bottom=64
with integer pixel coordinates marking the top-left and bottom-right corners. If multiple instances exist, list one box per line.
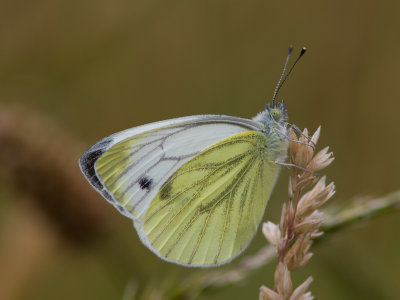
left=140, top=131, right=280, bottom=266
left=80, top=116, right=262, bottom=220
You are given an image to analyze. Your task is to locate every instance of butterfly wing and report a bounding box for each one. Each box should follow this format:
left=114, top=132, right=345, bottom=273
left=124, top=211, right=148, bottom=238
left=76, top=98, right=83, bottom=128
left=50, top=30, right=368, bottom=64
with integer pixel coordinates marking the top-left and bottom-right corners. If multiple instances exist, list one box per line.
left=79, top=115, right=262, bottom=220
left=137, top=131, right=282, bottom=266
left=80, top=115, right=284, bottom=267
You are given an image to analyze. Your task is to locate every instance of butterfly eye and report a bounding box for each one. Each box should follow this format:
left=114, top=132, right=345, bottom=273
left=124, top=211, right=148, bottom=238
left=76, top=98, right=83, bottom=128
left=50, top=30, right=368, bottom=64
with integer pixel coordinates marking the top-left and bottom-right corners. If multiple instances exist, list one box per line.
left=270, top=108, right=281, bottom=121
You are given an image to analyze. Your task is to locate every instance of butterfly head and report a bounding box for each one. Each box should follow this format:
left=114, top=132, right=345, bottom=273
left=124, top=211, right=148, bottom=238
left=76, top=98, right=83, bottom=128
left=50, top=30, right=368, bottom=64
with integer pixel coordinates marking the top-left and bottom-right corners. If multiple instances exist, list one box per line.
left=252, top=100, right=288, bottom=133
left=266, top=100, right=288, bottom=123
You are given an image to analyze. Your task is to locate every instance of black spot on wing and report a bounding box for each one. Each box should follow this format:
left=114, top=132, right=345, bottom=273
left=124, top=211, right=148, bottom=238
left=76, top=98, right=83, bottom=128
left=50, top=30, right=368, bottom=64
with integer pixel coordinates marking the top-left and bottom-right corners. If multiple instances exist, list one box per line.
left=139, top=176, right=153, bottom=190
left=79, top=137, right=112, bottom=190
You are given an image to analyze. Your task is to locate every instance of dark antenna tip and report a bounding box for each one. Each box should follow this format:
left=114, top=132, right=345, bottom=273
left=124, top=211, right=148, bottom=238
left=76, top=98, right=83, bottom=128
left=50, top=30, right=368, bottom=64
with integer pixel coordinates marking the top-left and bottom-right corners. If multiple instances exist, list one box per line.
left=271, top=46, right=307, bottom=105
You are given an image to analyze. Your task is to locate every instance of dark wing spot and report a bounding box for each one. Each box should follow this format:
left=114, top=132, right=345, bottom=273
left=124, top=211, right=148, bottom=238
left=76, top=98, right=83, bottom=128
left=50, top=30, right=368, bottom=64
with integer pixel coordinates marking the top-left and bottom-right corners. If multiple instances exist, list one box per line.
left=139, top=177, right=153, bottom=190
left=160, top=182, right=172, bottom=200
left=102, top=190, right=115, bottom=203
left=116, top=204, right=125, bottom=213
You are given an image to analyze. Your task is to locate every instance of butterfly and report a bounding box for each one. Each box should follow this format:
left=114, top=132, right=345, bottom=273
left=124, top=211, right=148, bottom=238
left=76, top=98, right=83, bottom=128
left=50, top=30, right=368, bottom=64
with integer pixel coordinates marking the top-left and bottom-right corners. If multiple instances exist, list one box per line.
left=79, top=46, right=306, bottom=267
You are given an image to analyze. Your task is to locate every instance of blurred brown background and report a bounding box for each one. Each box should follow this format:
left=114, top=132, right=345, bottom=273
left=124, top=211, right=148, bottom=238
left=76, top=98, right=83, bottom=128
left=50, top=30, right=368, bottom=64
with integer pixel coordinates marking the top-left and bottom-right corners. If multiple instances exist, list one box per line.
left=0, top=0, right=399, bottom=299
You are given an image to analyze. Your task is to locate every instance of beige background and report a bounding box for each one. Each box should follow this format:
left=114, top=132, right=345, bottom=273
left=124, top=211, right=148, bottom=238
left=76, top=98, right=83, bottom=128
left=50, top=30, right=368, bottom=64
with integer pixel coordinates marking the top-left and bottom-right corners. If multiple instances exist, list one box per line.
left=0, top=0, right=399, bottom=299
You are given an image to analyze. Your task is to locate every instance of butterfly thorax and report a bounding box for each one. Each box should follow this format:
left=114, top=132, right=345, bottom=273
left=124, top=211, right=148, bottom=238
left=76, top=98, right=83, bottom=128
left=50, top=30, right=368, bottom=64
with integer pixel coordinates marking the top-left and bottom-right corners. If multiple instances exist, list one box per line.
left=252, top=100, right=289, bottom=161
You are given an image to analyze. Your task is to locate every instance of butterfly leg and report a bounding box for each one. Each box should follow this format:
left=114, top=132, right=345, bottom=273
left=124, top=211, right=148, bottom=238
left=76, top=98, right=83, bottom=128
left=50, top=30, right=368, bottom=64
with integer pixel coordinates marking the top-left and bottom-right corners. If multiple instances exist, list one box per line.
left=275, top=161, right=318, bottom=175
left=282, top=124, right=316, bottom=150
left=274, top=128, right=315, bottom=150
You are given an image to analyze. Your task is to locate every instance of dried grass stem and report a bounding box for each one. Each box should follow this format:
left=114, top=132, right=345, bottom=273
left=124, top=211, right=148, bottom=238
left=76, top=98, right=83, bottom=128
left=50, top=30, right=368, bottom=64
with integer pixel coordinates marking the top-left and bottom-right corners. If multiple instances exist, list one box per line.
left=260, top=127, right=335, bottom=300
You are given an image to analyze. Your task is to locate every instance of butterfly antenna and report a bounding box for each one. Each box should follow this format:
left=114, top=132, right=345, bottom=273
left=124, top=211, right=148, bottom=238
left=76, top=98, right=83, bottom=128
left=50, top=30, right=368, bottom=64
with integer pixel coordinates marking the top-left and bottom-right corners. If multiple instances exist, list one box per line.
left=272, top=45, right=293, bottom=106
left=272, top=46, right=307, bottom=105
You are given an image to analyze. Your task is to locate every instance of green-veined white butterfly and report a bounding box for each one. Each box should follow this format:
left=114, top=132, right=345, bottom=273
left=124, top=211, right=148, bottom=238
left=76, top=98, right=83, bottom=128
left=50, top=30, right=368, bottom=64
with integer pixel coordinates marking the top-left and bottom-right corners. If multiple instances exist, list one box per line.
left=79, top=47, right=306, bottom=267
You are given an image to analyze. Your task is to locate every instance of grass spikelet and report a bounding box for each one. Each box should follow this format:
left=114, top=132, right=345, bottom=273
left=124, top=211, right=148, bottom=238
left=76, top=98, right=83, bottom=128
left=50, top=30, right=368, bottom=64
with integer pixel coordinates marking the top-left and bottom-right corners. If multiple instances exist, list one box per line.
left=260, top=127, right=335, bottom=300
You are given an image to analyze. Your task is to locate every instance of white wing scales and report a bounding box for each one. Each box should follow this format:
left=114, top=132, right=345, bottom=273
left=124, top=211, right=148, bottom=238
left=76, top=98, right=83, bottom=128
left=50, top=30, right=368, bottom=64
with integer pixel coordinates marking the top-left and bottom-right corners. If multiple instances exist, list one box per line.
left=79, top=115, right=262, bottom=220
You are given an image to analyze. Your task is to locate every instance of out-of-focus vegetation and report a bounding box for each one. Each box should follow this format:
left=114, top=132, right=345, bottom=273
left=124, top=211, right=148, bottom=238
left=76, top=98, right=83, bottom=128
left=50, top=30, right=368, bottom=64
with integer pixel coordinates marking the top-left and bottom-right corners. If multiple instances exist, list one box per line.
left=0, top=1, right=399, bottom=299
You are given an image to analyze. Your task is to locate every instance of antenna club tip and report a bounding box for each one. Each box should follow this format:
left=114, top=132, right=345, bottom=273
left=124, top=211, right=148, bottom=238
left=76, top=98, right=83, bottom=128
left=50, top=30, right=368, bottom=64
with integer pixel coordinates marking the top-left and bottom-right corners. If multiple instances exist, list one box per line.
left=300, top=47, right=307, bottom=56
left=288, top=45, right=293, bottom=54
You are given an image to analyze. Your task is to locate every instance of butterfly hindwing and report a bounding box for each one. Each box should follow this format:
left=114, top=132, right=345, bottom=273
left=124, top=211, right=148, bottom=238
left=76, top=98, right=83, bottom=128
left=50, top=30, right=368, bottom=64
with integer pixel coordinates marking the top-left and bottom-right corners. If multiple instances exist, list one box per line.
left=137, top=131, right=281, bottom=266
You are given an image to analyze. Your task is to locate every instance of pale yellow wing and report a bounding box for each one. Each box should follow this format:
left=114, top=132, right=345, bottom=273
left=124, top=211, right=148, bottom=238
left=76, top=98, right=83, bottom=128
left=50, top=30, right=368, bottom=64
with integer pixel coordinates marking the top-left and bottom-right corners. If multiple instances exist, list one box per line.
left=135, top=131, right=281, bottom=267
